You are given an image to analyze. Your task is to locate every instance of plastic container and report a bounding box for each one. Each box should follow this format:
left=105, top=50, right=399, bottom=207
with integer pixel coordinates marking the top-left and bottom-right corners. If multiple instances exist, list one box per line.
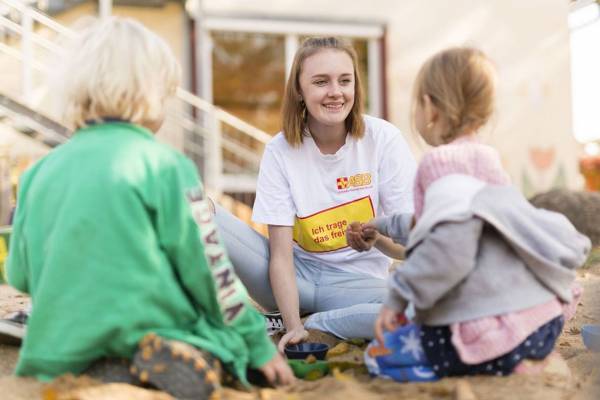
left=582, top=324, right=600, bottom=352
left=284, top=342, right=330, bottom=360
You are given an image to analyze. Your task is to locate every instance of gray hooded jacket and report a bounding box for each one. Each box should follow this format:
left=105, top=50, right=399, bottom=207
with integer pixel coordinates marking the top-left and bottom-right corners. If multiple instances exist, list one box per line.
left=373, top=174, right=590, bottom=326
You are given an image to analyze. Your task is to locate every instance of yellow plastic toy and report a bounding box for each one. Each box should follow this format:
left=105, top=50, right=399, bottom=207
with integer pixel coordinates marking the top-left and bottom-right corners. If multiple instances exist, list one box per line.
left=0, top=226, right=11, bottom=284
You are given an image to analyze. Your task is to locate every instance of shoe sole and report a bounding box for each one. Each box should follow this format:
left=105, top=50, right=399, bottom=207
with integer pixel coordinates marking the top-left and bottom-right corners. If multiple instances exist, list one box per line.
left=84, top=358, right=138, bottom=384
left=131, top=333, right=221, bottom=400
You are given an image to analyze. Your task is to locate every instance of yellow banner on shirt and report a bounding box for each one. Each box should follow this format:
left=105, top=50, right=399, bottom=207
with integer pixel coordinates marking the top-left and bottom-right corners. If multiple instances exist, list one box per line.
left=293, top=196, right=375, bottom=253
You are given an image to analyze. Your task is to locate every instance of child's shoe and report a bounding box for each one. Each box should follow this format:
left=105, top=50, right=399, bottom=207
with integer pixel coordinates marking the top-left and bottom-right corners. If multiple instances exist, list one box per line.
left=0, top=310, right=28, bottom=346
left=264, top=311, right=285, bottom=336
left=132, top=333, right=221, bottom=400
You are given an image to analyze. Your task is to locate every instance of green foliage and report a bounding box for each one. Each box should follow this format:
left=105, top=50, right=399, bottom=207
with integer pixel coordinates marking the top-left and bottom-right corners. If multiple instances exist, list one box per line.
left=582, top=246, right=600, bottom=269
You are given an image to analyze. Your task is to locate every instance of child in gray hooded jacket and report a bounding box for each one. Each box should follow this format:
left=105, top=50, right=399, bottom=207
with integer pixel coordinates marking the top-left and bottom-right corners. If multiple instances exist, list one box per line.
left=347, top=48, right=590, bottom=381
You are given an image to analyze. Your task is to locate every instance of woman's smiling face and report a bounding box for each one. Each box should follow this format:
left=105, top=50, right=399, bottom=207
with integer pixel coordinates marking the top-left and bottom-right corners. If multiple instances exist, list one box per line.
left=299, top=49, right=355, bottom=132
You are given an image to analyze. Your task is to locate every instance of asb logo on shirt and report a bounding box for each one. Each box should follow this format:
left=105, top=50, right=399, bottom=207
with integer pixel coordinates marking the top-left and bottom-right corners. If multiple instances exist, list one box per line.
left=336, top=177, right=349, bottom=190
left=336, top=173, right=372, bottom=191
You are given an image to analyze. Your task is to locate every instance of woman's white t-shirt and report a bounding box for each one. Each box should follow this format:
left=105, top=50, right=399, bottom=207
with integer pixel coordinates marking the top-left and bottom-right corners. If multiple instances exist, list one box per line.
left=252, top=115, right=416, bottom=279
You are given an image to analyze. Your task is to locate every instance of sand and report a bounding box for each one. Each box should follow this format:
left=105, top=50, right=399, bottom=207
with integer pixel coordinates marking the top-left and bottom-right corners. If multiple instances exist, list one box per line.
left=1, top=261, right=599, bottom=400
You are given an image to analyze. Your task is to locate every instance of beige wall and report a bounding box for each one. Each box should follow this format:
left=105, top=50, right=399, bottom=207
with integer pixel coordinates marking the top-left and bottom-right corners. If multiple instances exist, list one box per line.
left=32, top=0, right=580, bottom=194
left=51, top=2, right=187, bottom=149
left=54, top=2, right=186, bottom=64
left=205, top=0, right=581, bottom=195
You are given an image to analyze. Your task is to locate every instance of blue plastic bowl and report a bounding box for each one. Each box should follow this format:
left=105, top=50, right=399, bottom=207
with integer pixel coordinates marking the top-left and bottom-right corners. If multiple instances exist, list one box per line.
left=284, top=342, right=330, bottom=360
left=582, top=325, right=600, bottom=352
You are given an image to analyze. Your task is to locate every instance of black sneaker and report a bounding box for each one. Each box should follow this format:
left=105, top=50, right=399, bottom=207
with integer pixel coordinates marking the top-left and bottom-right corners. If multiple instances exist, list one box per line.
left=131, top=333, right=221, bottom=400
left=0, top=310, right=28, bottom=346
left=264, top=311, right=285, bottom=336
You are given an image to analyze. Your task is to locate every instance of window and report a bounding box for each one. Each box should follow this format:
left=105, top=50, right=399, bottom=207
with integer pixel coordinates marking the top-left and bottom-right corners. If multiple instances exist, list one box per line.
left=199, top=17, right=385, bottom=134
left=569, top=1, right=600, bottom=144
left=212, top=31, right=285, bottom=134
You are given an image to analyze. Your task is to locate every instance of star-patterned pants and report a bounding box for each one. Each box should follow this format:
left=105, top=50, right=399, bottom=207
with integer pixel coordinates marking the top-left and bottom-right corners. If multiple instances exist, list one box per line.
left=364, top=316, right=563, bottom=382
left=421, top=315, right=564, bottom=378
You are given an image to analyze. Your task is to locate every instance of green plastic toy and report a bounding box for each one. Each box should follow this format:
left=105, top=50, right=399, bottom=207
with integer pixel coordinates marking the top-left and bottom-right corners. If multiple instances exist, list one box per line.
left=287, top=359, right=330, bottom=380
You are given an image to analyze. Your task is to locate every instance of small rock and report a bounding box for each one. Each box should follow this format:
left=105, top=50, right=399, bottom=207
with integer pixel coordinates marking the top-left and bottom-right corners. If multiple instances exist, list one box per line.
left=530, top=189, right=600, bottom=246
left=454, top=380, right=477, bottom=400
left=568, top=326, right=581, bottom=335
left=305, top=354, right=317, bottom=364
left=326, top=342, right=350, bottom=358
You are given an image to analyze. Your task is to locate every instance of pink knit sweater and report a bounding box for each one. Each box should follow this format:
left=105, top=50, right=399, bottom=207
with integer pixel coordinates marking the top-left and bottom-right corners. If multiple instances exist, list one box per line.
left=414, top=135, right=568, bottom=364
left=413, top=135, right=510, bottom=220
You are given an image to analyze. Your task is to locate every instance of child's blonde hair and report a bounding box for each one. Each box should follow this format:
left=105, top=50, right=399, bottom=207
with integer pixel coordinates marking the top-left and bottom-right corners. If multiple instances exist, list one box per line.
left=413, top=47, right=496, bottom=143
left=282, top=37, right=365, bottom=147
left=57, top=17, right=180, bottom=130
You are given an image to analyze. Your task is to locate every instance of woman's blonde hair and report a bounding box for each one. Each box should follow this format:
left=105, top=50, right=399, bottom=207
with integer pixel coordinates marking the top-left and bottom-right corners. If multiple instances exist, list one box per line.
left=57, top=17, right=180, bottom=130
left=413, top=47, right=496, bottom=143
left=282, top=37, right=365, bottom=147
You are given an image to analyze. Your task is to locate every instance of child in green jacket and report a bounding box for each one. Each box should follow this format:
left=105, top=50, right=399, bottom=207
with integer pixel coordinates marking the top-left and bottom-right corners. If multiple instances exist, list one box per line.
left=6, top=17, right=293, bottom=398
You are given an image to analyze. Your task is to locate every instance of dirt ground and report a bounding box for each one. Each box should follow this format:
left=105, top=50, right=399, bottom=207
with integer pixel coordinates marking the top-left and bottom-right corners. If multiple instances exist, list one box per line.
left=1, top=261, right=599, bottom=400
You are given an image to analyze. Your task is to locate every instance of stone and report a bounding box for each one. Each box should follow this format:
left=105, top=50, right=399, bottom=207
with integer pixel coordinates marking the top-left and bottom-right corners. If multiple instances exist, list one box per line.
left=529, top=189, right=600, bottom=246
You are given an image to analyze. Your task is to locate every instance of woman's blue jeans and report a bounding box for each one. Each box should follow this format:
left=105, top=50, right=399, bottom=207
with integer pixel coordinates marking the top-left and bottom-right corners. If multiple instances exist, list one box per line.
left=214, top=204, right=388, bottom=339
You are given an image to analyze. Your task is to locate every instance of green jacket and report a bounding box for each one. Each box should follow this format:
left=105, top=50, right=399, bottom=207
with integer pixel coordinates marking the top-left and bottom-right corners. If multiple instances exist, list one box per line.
left=7, top=122, right=275, bottom=382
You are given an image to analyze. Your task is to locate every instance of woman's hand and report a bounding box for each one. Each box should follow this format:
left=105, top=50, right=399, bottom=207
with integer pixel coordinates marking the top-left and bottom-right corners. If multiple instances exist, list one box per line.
left=277, top=325, right=309, bottom=353
left=258, top=351, right=296, bottom=386
left=374, top=305, right=407, bottom=345
left=346, top=221, right=379, bottom=252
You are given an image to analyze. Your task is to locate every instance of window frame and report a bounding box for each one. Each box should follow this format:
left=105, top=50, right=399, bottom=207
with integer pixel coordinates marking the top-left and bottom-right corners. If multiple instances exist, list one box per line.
left=197, top=16, right=386, bottom=118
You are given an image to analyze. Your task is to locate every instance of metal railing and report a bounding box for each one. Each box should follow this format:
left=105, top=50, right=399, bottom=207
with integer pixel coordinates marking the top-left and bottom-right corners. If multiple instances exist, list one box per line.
left=0, top=0, right=269, bottom=195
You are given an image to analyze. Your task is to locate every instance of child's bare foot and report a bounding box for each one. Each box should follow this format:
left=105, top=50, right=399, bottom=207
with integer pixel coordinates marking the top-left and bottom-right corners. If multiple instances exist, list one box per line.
left=132, top=333, right=221, bottom=399
left=513, top=351, right=571, bottom=378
